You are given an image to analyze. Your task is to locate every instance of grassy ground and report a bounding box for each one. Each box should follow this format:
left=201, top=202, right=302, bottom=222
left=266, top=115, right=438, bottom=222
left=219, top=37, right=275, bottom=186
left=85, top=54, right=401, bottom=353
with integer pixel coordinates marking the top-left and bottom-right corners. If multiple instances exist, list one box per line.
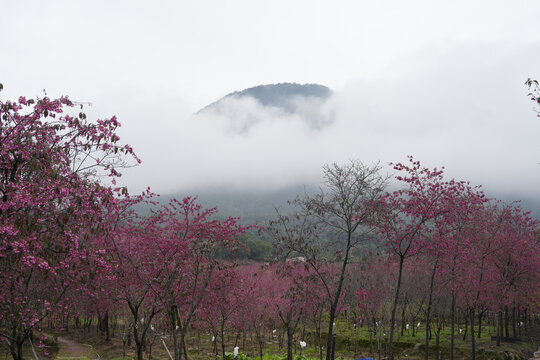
left=1, top=322, right=537, bottom=359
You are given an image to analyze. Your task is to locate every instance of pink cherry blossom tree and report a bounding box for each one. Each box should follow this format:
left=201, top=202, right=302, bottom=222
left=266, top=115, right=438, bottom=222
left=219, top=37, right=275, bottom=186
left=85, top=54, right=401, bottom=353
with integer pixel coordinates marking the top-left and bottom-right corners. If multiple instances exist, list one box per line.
left=376, top=156, right=470, bottom=360
left=0, top=88, right=139, bottom=360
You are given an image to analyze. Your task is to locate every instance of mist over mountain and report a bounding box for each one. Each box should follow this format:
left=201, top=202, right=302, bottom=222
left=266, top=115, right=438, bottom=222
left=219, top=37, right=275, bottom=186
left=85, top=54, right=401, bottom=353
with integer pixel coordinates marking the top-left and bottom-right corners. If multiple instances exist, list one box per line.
left=156, top=186, right=540, bottom=225
left=177, top=81, right=540, bottom=222
left=198, top=83, right=332, bottom=113
left=195, top=83, right=335, bottom=133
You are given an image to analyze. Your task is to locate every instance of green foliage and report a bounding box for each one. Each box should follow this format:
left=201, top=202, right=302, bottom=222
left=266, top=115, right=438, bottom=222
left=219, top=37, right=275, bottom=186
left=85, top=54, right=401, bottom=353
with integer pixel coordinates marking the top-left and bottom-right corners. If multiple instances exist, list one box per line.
left=215, top=233, right=272, bottom=261
left=221, top=353, right=336, bottom=360
left=241, top=233, right=273, bottom=261
left=221, top=351, right=252, bottom=360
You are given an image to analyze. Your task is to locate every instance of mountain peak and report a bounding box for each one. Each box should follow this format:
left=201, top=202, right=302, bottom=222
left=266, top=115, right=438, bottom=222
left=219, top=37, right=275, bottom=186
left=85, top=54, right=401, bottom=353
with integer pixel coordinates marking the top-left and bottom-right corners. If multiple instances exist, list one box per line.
left=196, top=83, right=335, bottom=133
left=198, top=83, right=332, bottom=114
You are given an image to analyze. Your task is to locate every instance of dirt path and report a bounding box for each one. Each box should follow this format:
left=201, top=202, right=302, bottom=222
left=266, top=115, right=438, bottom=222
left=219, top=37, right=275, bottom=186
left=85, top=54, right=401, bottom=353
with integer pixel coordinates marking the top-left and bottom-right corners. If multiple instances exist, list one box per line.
left=54, top=336, right=99, bottom=360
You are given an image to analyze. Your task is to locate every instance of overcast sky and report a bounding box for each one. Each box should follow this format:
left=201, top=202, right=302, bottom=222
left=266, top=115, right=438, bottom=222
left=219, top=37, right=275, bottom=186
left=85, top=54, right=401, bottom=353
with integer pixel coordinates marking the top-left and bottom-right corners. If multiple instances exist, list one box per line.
left=2, top=0, right=540, bottom=202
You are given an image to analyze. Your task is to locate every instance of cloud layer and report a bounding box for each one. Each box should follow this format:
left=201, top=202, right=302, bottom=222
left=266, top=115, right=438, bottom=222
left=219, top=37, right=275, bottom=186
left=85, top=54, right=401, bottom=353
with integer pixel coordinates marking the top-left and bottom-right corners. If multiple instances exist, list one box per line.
left=113, top=42, right=540, bottom=202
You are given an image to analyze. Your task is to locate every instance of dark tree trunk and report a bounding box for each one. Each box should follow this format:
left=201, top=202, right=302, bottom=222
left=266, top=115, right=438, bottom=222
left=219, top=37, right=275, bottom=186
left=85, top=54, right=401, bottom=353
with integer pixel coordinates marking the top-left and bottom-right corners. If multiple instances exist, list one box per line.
left=477, top=311, right=483, bottom=339
left=470, top=308, right=476, bottom=360
left=504, top=305, right=509, bottom=338
left=387, top=255, right=405, bottom=360
left=317, top=324, right=323, bottom=360
left=512, top=305, right=516, bottom=339
left=287, top=325, right=294, bottom=360
left=325, top=234, right=352, bottom=360
left=435, top=313, right=441, bottom=360
left=170, top=307, right=180, bottom=360
left=497, top=310, right=502, bottom=346
left=9, top=336, right=24, bottom=360
left=424, top=260, right=437, bottom=360
left=400, top=302, right=407, bottom=336
left=517, top=304, right=521, bottom=337
left=104, top=311, right=110, bottom=341
left=462, top=310, right=468, bottom=341
left=330, top=334, right=337, bottom=360
left=221, top=325, right=226, bottom=360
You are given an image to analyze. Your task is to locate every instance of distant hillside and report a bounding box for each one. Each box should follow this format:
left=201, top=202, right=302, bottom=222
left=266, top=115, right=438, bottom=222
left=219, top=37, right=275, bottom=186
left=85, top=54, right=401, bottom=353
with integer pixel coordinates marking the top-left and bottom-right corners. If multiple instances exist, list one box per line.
left=195, top=83, right=335, bottom=133
left=198, top=83, right=332, bottom=114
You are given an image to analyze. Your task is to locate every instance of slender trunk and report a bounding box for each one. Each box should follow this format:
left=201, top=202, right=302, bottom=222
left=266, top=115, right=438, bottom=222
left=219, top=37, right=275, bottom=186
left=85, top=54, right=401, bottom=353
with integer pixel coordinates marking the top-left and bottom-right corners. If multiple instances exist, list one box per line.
left=170, top=307, right=179, bottom=360
left=325, top=234, right=352, bottom=360
left=496, top=309, right=502, bottom=346
left=369, top=318, right=375, bottom=357
left=504, top=305, right=509, bottom=338
left=287, top=324, right=293, bottom=360
left=517, top=304, right=521, bottom=337
left=330, top=334, right=337, bottom=360
left=317, top=324, right=323, bottom=360
left=326, top=305, right=337, bottom=360
left=424, top=260, right=437, bottom=360
left=354, top=322, right=358, bottom=357
left=470, top=307, right=476, bottom=360
left=183, top=334, right=189, bottom=360
left=221, top=324, right=226, bottom=360
left=9, top=336, right=24, bottom=360
left=400, top=302, right=407, bottom=336
left=178, top=331, right=186, bottom=360
left=477, top=311, right=482, bottom=339
left=512, top=305, right=516, bottom=339
left=132, top=319, right=145, bottom=360
left=462, top=310, right=468, bottom=341
left=105, top=311, right=110, bottom=341
left=450, top=292, right=455, bottom=360
left=136, top=341, right=144, bottom=360
left=387, top=255, right=405, bottom=360
left=435, top=313, right=441, bottom=360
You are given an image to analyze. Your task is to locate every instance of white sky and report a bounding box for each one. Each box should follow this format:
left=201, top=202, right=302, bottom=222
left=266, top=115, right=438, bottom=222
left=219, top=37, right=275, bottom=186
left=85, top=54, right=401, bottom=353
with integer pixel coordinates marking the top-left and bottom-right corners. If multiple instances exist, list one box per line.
left=2, top=0, right=540, bottom=201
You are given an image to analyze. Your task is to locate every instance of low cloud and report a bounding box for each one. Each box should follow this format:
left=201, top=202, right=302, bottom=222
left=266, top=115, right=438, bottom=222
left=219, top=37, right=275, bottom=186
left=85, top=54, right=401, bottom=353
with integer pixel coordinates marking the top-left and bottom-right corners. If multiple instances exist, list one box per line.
left=117, top=42, right=540, bottom=203
left=196, top=93, right=335, bottom=134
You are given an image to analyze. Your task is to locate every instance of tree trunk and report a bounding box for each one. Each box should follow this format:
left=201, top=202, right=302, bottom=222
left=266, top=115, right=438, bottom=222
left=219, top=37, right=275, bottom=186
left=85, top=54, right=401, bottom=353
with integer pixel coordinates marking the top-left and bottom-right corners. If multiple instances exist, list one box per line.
left=287, top=324, right=294, bottom=360
left=221, top=325, right=226, bottom=360
left=450, top=292, right=455, bottom=360
left=330, top=334, right=337, bottom=360
left=170, top=307, right=180, bottom=360
left=477, top=311, right=482, bottom=339
left=462, top=310, right=468, bottom=341
left=517, top=304, right=521, bottom=337
left=470, top=308, right=476, bottom=360
left=177, top=331, right=185, bottom=360
left=317, top=324, right=323, bottom=360
left=325, top=233, right=353, bottom=360
left=400, top=302, right=407, bottom=336
left=504, top=305, right=509, bottom=338
left=132, top=320, right=145, bottom=360
left=512, top=305, right=516, bottom=339
left=424, top=260, right=437, bottom=360
left=105, top=311, right=110, bottom=341
left=435, top=313, right=441, bottom=360
left=387, top=255, right=405, bottom=360
left=496, top=309, right=502, bottom=346
left=9, top=336, right=24, bottom=360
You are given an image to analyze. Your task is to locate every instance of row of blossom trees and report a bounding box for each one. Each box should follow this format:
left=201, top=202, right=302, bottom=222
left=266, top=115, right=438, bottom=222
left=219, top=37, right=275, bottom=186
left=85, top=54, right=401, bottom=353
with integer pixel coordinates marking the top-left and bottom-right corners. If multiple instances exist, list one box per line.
left=0, top=88, right=539, bottom=360
left=268, top=157, right=540, bottom=360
